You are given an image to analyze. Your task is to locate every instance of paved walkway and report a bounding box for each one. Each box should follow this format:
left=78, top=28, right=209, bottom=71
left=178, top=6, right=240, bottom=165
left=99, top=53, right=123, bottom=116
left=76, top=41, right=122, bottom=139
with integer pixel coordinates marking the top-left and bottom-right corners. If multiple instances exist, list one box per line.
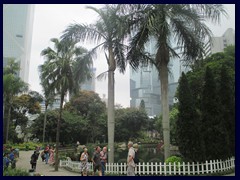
left=16, top=151, right=80, bottom=176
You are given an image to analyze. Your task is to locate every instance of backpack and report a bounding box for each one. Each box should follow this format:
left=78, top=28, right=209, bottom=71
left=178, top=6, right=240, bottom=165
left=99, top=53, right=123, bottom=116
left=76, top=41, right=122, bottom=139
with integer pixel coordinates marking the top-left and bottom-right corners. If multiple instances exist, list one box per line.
left=133, top=150, right=139, bottom=164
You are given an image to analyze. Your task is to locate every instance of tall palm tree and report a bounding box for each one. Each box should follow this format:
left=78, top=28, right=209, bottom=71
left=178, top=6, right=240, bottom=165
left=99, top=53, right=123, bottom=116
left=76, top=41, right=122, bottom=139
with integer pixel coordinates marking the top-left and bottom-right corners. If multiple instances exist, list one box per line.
left=40, top=38, right=93, bottom=171
left=38, top=64, right=55, bottom=143
left=3, top=59, right=28, bottom=143
left=124, top=4, right=227, bottom=160
left=61, top=5, right=129, bottom=163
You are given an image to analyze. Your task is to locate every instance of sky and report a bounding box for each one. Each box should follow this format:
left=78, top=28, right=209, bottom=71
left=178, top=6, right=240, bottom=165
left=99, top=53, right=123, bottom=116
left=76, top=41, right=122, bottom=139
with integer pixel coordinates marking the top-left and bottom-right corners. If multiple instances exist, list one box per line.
left=28, top=4, right=235, bottom=107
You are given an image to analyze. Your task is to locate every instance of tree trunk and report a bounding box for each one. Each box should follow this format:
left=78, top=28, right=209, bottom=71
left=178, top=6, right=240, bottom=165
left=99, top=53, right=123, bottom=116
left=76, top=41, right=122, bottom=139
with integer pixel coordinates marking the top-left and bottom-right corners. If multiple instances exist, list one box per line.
left=43, top=103, right=48, bottom=143
left=156, top=40, right=170, bottom=160
left=108, top=70, right=115, bottom=163
left=159, top=64, right=170, bottom=160
left=55, top=94, right=64, bottom=171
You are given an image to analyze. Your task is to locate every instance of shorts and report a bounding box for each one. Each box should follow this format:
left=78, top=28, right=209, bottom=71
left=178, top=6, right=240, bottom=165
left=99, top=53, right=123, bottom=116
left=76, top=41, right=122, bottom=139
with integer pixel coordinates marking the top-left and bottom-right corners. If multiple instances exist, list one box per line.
left=93, top=164, right=101, bottom=172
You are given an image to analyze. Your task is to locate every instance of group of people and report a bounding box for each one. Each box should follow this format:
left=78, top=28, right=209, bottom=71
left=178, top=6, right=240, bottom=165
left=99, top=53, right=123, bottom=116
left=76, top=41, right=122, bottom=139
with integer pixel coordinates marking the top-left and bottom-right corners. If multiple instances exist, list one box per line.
left=27, top=141, right=139, bottom=176
left=3, top=148, right=18, bottom=170
left=79, top=145, right=108, bottom=176
left=79, top=142, right=139, bottom=176
left=30, top=145, right=55, bottom=171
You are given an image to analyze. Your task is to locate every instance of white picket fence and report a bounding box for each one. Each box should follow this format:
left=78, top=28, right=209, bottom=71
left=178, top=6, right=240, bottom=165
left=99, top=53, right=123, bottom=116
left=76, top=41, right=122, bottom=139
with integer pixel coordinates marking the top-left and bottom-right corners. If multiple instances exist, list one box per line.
left=59, top=156, right=235, bottom=175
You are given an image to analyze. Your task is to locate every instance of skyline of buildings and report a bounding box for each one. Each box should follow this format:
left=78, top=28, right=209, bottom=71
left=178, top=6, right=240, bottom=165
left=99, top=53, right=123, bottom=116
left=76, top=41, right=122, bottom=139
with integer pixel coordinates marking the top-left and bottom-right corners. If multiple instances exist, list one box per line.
left=130, top=28, right=235, bottom=116
left=3, top=4, right=235, bottom=114
left=3, top=4, right=35, bottom=83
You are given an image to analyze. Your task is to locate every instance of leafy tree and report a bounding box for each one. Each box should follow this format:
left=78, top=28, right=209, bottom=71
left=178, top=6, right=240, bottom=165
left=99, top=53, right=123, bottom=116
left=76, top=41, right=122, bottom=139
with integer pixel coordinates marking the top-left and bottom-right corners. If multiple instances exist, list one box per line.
left=40, top=38, right=93, bottom=170
left=184, top=46, right=235, bottom=160
left=3, top=59, right=28, bottom=143
left=123, top=4, right=226, bottom=160
left=177, top=73, right=203, bottom=162
left=62, top=5, right=129, bottom=163
left=115, top=108, right=148, bottom=141
left=65, top=90, right=107, bottom=143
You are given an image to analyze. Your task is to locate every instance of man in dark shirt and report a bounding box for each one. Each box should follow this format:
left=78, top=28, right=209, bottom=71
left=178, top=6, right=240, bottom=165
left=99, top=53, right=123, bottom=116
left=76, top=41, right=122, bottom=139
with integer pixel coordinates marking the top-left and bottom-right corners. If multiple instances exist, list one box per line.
left=91, top=146, right=102, bottom=176
left=30, top=151, right=38, bottom=171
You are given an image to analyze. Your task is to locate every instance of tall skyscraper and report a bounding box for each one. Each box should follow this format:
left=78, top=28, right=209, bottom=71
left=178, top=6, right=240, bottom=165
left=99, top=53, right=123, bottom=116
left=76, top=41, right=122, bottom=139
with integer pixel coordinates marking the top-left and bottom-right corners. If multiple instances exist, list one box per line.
left=130, top=37, right=178, bottom=116
left=3, top=4, right=35, bottom=83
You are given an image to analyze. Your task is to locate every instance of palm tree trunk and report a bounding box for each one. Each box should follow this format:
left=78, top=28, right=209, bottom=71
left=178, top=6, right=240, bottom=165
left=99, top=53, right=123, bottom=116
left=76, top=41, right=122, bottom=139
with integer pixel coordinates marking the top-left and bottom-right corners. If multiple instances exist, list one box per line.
left=43, top=103, right=48, bottom=143
left=159, top=64, right=170, bottom=160
left=108, top=70, right=115, bottom=163
left=55, top=94, right=64, bottom=171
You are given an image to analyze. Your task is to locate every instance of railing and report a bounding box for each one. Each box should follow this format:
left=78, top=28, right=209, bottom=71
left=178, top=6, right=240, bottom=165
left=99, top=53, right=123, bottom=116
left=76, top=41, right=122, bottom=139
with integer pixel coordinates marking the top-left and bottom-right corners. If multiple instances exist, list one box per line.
left=59, top=157, right=235, bottom=175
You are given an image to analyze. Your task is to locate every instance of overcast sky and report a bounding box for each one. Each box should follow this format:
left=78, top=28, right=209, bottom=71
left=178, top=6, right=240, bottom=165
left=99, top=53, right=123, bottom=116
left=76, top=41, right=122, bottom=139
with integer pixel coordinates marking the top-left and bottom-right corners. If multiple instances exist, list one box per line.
left=28, top=4, right=235, bottom=107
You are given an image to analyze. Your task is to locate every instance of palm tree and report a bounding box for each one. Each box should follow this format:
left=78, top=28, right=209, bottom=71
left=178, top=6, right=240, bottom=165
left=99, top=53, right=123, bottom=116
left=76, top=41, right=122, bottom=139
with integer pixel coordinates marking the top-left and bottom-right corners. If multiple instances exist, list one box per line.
left=61, top=5, right=129, bottom=163
left=38, top=64, right=55, bottom=143
left=40, top=38, right=93, bottom=171
left=3, top=59, right=28, bottom=143
left=124, top=4, right=227, bottom=160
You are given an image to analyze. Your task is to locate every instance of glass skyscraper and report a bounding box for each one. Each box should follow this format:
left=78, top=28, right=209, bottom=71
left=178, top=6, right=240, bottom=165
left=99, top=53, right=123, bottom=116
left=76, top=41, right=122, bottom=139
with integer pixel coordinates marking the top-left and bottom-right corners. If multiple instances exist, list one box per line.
left=130, top=37, right=179, bottom=116
left=3, top=4, right=35, bottom=83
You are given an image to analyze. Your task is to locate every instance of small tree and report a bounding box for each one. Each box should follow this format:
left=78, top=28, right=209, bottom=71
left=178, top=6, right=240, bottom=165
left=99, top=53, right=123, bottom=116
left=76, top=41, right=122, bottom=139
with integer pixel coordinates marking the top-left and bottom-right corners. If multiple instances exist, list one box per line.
left=177, top=72, right=204, bottom=162
left=201, top=67, right=227, bottom=160
left=139, top=99, right=146, bottom=111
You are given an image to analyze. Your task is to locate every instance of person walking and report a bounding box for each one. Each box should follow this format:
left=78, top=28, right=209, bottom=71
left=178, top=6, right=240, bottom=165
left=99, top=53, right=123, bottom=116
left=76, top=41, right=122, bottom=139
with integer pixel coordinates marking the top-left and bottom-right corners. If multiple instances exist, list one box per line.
left=48, top=146, right=55, bottom=165
left=127, top=141, right=135, bottom=176
left=100, top=146, right=107, bottom=176
left=92, top=146, right=102, bottom=176
left=44, top=145, right=50, bottom=164
left=80, top=147, right=89, bottom=176
left=133, top=143, right=140, bottom=175
left=30, top=151, right=38, bottom=171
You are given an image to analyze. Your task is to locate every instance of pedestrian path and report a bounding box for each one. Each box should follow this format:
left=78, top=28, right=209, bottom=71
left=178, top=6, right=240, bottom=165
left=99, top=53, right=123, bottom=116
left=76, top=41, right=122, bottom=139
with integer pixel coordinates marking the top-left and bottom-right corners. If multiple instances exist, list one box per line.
left=16, top=151, right=79, bottom=176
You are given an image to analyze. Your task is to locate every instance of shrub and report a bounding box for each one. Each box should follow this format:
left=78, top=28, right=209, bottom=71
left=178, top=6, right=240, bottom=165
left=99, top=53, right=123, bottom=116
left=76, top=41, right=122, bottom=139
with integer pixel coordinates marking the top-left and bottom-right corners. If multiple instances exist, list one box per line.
left=3, top=168, right=30, bottom=176
left=165, top=156, right=182, bottom=172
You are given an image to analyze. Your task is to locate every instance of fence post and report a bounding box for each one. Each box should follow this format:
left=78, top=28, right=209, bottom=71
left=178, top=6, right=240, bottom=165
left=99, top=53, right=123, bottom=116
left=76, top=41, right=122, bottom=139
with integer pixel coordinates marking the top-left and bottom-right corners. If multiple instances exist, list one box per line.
left=210, top=160, right=213, bottom=173
left=187, top=162, right=190, bottom=175
left=173, top=162, right=176, bottom=175
left=142, top=162, right=145, bottom=175
left=183, top=162, right=185, bottom=175
left=155, top=162, right=158, bottom=175
left=178, top=162, right=181, bottom=175
left=216, top=159, right=219, bottom=172
left=160, top=162, right=162, bottom=175
left=164, top=162, right=167, bottom=176
left=220, top=160, right=223, bottom=172
left=151, top=162, right=154, bottom=175
left=197, top=162, right=200, bottom=175
left=206, top=160, right=209, bottom=174
left=192, top=162, right=195, bottom=175
left=213, top=160, right=216, bottom=172
left=146, top=162, right=149, bottom=175
left=169, top=162, right=171, bottom=175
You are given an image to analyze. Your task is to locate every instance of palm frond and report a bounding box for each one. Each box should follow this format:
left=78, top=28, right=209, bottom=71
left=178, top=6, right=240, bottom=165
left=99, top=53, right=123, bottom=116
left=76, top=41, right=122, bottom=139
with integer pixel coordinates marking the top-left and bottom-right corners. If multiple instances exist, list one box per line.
left=96, top=70, right=108, bottom=81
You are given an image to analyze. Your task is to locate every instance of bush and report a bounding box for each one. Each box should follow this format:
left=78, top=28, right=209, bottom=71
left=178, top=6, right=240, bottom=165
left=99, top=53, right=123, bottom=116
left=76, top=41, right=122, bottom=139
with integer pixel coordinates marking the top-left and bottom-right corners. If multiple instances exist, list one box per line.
left=3, top=168, right=30, bottom=176
left=4, top=142, right=44, bottom=151
left=165, top=156, right=182, bottom=172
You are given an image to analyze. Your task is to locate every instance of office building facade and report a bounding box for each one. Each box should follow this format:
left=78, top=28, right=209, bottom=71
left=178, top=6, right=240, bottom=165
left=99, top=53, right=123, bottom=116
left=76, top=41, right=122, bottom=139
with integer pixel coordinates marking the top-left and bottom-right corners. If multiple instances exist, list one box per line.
left=3, top=4, right=35, bottom=83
